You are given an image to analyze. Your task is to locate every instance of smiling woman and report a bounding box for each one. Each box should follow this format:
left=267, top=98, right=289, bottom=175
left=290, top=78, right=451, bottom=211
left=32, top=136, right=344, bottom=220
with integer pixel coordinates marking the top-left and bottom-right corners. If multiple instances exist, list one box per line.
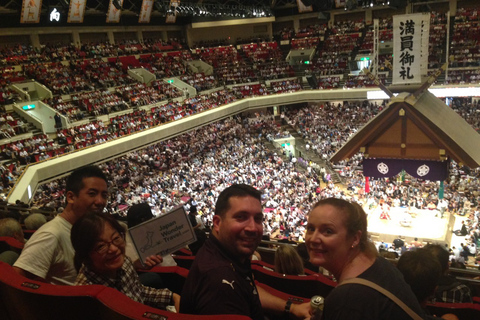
left=70, top=213, right=180, bottom=311
left=305, top=198, right=427, bottom=320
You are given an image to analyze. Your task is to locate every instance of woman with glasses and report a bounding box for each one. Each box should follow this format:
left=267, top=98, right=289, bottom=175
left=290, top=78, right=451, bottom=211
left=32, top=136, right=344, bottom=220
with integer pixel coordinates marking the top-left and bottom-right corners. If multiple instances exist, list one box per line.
left=71, top=212, right=180, bottom=311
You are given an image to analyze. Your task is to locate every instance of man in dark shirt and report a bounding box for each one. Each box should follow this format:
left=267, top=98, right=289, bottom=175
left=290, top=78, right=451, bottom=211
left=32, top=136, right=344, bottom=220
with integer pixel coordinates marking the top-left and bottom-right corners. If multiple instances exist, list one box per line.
left=393, top=236, right=405, bottom=250
left=180, top=184, right=310, bottom=319
left=424, top=244, right=472, bottom=303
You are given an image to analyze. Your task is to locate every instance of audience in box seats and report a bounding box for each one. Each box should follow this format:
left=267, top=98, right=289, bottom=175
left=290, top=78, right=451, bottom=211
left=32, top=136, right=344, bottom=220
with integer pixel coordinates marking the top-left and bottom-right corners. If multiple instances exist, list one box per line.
left=232, top=84, right=268, bottom=97
left=180, top=73, right=217, bottom=92
left=270, top=79, right=302, bottom=93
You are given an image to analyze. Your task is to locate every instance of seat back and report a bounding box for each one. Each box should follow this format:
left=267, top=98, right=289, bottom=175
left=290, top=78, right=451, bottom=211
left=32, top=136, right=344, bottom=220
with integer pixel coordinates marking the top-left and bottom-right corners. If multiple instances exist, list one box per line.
left=255, top=281, right=309, bottom=302
left=172, top=255, right=196, bottom=270
left=138, top=265, right=189, bottom=294
left=0, top=261, right=109, bottom=320
left=251, top=263, right=336, bottom=298
left=426, top=302, right=480, bottom=319
left=0, top=236, right=24, bottom=254
left=251, top=259, right=318, bottom=276
left=97, top=285, right=252, bottom=320
left=172, top=247, right=193, bottom=256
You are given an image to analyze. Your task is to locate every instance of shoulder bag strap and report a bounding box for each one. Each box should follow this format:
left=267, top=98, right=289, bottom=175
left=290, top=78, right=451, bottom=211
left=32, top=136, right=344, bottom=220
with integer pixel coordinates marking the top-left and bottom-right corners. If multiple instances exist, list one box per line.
left=338, top=278, right=423, bottom=320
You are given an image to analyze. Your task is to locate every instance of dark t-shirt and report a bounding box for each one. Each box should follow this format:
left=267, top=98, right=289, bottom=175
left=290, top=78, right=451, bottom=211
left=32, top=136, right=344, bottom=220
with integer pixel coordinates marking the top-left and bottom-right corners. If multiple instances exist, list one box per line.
left=322, top=257, right=425, bottom=320
left=180, top=236, right=264, bottom=320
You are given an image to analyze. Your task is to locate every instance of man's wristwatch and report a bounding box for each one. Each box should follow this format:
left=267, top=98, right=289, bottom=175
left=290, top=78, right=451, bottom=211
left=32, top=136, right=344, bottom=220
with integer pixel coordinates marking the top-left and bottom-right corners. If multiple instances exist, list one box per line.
left=284, top=300, right=292, bottom=315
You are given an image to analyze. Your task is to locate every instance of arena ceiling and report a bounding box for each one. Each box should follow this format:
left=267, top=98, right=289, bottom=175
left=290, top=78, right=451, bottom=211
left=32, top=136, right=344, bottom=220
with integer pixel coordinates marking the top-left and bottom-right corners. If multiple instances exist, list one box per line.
left=0, top=0, right=335, bottom=27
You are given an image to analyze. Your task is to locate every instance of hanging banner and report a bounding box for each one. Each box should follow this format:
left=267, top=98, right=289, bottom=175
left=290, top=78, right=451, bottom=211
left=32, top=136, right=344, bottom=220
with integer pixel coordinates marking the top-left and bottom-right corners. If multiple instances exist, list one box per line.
left=165, top=0, right=179, bottom=24
left=67, top=0, right=87, bottom=23
left=392, top=13, right=429, bottom=85
left=139, top=0, right=154, bottom=23
left=106, top=0, right=123, bottom=23
left=296, top=0, right=313, bottom=13
left=21, top=0, right=42, bottom=23
left=363, top=158, right=448, bottom=181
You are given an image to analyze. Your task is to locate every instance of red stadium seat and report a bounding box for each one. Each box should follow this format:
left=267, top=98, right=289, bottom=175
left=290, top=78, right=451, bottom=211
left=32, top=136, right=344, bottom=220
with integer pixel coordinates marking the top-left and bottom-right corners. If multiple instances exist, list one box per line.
left=0, top=236, right=24, bottom=253
left=255, top=281, right=309, bottom=302
left=426, top=301, right=480, bottom=319
left=173, top=247, right=193, bottom=256
left=251, top=263, right=336, bottom=299
left=137, top=265, right=189, bottom=294
left=0, top=262, right=251, bottom=320
left=172, top=255, right=196, bottom=270
left=251, top=259, right=317, bottom=276
left=0, top=261, right=109, bottom=320
left=97, top=284, right=251, bottom=320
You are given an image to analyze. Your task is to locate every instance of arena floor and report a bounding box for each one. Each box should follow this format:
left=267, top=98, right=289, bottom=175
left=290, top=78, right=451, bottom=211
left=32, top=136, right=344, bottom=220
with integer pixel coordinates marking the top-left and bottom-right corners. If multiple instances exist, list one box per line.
left=366, top=206, right=453, bottom=245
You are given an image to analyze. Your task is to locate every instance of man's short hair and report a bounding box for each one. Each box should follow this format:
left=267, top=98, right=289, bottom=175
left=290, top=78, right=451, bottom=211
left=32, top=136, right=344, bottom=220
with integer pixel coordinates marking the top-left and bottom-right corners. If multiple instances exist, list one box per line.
left=215, top=184, right=262, bottom=217
left=66, top=165, right=107, bottom=195
left=127, top=202, right=153, bottom=228
left=397, top=248, right=442, bottom=303
left=24, top=213, right=47, bottom=230
left=423, top=244, right=450, bottom=274
left=0, top=218, right=23, bottom=239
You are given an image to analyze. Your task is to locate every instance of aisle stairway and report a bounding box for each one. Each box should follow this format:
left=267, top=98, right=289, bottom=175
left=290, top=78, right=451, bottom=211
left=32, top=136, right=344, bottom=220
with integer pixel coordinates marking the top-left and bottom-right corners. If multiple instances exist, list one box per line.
left=269, top=115, right=345, bottom=185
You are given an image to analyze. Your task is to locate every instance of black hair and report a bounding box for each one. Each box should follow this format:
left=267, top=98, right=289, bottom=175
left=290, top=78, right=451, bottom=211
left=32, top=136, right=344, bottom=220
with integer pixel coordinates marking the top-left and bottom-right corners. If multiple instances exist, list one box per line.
left=215, top=184, right=262, bottom=217
left=71, top=213, right=125, bottom=272
left=127, top=202, right=153, bottom=228
left=66, top=165, right=108, bottom=196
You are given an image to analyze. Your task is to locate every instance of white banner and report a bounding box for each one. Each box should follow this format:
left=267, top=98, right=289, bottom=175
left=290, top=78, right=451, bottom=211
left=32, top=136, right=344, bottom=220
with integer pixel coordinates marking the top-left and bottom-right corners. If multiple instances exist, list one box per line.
left=392, top=13, right=429, bottom=85
left=20, top=0, right=42, bottom=23
left=67, top=0, right=87, bottom=23
left=106, top=0, right=123, bottom=23
left=139, top=0, right=154, bottom=23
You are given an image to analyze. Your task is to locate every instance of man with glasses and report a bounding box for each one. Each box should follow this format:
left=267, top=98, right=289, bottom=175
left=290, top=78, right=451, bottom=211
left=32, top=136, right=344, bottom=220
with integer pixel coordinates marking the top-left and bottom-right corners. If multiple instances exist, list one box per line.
left=14, top=165, right=109, bottom=285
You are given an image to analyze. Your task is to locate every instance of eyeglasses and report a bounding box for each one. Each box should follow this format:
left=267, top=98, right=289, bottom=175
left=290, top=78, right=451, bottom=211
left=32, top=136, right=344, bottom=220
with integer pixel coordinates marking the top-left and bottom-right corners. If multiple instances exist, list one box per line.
left=93, top=233, right=125, bottom=254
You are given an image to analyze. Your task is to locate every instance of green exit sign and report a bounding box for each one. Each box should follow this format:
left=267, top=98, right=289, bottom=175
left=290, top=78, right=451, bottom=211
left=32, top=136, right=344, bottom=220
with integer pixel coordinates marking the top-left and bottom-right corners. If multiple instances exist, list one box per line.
left=167, top=79, right=174, bottom=83
left=22, top=104, right=35, bottom=110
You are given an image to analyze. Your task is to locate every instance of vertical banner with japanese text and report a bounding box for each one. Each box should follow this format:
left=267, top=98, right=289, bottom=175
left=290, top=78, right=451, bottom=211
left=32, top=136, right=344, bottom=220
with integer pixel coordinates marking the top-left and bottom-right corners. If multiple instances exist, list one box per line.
left=139, top=0, right=154, bottom=23
left=392, top=13, right=429, bottom=85
left=68, top=0, right=87, bottom=23
left=21, top=0, right=42, bottom=23
left=107, top=0, right=123, bottom=23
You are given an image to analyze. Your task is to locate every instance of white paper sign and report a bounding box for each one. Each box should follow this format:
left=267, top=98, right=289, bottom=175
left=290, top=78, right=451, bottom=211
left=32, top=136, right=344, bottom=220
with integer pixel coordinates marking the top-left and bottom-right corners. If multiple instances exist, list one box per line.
left=392, top=13, right=429, bottom=85
left=128, top=206, right=196, bottom=265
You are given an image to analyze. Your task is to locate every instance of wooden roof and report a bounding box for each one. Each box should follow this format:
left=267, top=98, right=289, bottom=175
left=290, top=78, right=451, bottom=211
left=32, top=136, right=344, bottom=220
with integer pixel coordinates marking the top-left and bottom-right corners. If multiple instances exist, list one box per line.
left=330, top=91, right=480, bottom=168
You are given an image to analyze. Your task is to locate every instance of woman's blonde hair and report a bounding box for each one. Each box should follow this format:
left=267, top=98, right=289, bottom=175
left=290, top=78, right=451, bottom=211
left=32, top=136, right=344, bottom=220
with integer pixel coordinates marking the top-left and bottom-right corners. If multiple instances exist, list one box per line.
left=274, top=244, right=305, bottom=275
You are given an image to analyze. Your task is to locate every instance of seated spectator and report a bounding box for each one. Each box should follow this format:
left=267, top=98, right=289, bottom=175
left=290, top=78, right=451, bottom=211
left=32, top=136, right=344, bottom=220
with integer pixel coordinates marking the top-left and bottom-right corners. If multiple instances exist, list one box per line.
left=71, top=212, right=180, bottom=311
left=424, top=244, right=473, bottom=303
left=24, top=213, right=47, bottom=230
left=0, top=217, right=25, bottom=265
left=397, top=248, right=458, bottom=320
left=0, top=217, right=25, bottom=243
left=274, top=244, right=305, bottom=275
